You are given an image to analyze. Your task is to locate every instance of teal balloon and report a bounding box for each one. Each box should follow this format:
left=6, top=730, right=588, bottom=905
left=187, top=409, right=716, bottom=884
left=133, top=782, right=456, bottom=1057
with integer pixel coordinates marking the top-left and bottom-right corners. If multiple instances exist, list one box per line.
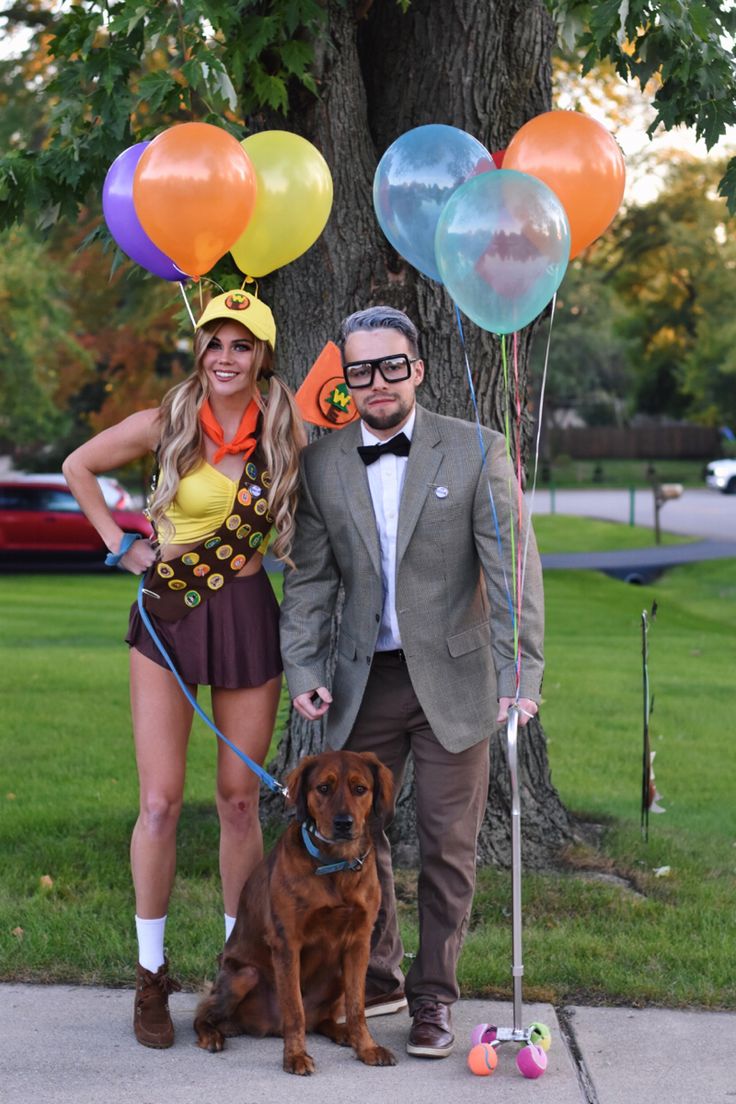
left=373, top=125, right=495, bottom=282
left=435, top=169, right=570, bottom=333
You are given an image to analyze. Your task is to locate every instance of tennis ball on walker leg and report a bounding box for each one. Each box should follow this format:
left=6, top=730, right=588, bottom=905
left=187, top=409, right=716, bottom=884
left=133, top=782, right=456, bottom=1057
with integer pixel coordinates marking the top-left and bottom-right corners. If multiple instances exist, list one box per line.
left=529, top=1021, right=552, bottom=1051
left=468, top=1043, right=498, bottom=1076
left=517, top=1043, right=548, bottom=1079
left=470, top=1022, right=497, bottom=1046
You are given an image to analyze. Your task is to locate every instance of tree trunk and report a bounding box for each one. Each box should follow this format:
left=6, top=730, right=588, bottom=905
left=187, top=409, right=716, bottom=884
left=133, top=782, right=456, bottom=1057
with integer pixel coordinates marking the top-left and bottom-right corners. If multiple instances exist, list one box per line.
left=261, top=0, right=580, bottom=867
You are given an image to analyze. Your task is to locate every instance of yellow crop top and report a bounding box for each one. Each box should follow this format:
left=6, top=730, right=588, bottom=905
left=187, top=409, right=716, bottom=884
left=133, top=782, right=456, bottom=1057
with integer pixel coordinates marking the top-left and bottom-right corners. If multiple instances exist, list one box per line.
left=163, top=461, right=271, bottom=550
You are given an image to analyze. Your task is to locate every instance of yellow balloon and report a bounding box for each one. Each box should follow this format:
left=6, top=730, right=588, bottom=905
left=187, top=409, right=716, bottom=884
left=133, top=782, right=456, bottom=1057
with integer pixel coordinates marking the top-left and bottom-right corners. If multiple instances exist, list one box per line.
left=231, top=131, right=333, bottom=277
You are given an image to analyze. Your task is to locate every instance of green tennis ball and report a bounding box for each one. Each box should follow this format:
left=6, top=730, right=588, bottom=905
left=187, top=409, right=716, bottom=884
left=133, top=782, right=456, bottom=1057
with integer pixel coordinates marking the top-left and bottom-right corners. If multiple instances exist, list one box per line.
left=529, top=1021, right=552, bottom=1051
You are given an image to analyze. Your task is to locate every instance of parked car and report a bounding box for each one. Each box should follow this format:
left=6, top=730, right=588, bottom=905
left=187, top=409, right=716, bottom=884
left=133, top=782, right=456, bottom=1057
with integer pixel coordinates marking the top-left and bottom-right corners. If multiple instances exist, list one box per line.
left=18, top=472, right=134, bottom=510
left=705, top=458, right=736, bottom=495
left=0, top=474, right=151, bottom=564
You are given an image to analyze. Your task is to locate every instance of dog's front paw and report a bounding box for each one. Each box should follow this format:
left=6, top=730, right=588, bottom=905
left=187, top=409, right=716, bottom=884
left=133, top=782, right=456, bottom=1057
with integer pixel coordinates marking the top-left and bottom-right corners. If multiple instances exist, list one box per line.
left=195, top=1024, right=225, bottom=1053
left=284, top=1050, right=315, bottom=1076
left=358, top=1043, right=397, bottom=1067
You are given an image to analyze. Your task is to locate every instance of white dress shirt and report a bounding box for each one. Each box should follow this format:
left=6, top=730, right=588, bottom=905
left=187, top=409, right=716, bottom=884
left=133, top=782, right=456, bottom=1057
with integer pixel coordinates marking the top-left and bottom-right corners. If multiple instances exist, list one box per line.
left=360, top=408, right=416, bottom=651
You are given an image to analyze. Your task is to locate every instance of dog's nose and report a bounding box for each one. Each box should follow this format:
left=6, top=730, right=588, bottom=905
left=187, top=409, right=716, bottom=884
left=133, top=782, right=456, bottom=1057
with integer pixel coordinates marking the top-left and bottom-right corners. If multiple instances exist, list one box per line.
left=332, top=813, right=354, bottom=838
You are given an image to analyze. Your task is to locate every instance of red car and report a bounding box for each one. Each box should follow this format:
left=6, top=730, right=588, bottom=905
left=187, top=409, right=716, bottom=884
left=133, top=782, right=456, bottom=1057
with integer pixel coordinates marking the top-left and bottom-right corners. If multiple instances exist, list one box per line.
left=0, top=475, right=152, bottom=565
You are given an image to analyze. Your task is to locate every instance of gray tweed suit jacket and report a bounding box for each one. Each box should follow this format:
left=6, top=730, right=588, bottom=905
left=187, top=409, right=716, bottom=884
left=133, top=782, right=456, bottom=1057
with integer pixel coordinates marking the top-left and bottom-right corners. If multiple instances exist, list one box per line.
left=279, top=403, right=544, bottom=753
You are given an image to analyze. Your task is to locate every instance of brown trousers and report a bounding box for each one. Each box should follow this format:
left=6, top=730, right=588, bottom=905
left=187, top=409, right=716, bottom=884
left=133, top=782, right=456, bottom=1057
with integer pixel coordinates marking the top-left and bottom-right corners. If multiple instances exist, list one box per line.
left=345, top=651, right=490, bottom=1013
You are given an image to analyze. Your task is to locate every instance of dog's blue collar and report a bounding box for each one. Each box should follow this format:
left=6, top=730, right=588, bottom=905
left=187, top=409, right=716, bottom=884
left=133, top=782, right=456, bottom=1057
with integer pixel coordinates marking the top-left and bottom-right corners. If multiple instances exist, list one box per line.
left=300, top=821, right=371, bottom=876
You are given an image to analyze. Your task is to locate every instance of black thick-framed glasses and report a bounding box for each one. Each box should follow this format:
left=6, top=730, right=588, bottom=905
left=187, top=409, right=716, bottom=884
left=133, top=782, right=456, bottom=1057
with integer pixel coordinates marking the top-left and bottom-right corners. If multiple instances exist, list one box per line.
left=343, top=353, right=419, bottom=389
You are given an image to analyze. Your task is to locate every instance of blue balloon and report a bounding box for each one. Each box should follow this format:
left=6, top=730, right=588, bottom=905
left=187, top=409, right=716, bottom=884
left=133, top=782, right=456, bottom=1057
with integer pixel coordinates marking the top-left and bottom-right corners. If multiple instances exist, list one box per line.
left=373, top=125, right=495, bottom=282
left=435, top=169, right=570, bottom=333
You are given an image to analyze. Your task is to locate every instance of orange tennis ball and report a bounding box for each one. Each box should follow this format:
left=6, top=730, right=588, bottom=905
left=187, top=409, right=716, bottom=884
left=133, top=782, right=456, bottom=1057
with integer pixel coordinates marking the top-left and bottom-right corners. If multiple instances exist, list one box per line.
left=468, top=1042, right=498, bottom=1076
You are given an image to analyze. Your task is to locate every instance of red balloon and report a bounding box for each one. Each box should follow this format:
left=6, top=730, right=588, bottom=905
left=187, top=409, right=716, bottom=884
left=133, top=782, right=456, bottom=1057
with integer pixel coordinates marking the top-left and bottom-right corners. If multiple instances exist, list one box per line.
left=133, top=123, right=257, bottom=277
left=504, top=111, right=625, bottom=258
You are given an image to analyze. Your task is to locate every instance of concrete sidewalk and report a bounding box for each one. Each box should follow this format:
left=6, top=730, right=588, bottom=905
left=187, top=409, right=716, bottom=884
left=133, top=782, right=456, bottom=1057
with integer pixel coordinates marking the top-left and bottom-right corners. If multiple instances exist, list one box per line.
left=2, top=985, right=734, bottom=1104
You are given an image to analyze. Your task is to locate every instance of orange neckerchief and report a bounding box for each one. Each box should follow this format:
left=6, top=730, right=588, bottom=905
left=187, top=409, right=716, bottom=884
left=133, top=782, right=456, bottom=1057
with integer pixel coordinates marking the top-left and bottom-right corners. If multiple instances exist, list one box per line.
left=199, top=398, right=260, bottom=465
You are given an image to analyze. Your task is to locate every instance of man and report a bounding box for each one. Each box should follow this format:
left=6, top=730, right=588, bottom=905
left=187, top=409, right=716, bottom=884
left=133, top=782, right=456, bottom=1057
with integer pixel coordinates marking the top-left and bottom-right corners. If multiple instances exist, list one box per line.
left=279, top=306, right=544, bottom=1059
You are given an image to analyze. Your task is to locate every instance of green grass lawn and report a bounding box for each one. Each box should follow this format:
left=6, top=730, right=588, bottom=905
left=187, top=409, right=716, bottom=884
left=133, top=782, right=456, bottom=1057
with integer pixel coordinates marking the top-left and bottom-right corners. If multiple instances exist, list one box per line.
left=541, top=456, right=707, bottom=489
left=1, top=521, right=734, bottom=1008
left=532, top=514, right=693, bottom=552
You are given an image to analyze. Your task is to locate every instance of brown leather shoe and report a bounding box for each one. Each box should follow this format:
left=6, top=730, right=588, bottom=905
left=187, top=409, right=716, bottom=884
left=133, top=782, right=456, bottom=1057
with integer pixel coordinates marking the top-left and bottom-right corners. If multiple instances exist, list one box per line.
left=133, top=959, right=181, bottom=1048
left=407, top=1001, right=454, bottom=1058
left=365, top=983, right=408, bottom=1018
left=335, top=983, right=407, bottom=1025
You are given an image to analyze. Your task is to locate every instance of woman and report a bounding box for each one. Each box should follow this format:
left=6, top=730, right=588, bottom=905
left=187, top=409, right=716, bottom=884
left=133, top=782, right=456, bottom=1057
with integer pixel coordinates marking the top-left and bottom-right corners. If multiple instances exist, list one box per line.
left=63, top=290, right=306, bottom=1048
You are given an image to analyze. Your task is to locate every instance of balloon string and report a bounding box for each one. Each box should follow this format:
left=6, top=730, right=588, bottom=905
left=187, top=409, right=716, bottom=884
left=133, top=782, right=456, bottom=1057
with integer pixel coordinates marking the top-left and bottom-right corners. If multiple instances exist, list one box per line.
left=520, top=292, right=556, bottom=601
left=453, top=304, right=516, bottom=638
left=178, top=281, right=196, bottom=329
left=512, top=332, right=524, bottom=693
left=500, top=335, right=520, bottom=683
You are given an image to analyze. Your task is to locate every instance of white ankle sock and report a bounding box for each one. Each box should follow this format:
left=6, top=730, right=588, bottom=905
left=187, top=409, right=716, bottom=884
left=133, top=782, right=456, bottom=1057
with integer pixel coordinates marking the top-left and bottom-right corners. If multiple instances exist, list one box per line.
left=224, top=913, right=236, bottom=941
left=135, top=914, right=166, bottom=972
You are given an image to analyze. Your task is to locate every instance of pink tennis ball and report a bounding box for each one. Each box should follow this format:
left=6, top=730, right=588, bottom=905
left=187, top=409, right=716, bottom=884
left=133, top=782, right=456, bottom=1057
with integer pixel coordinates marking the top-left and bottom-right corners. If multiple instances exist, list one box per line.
left=468, top=1043, right=498, bottom=1076
left=470, top=1022, right=497, bottom=1046
left=517, top=1043, right=548, bottom=1079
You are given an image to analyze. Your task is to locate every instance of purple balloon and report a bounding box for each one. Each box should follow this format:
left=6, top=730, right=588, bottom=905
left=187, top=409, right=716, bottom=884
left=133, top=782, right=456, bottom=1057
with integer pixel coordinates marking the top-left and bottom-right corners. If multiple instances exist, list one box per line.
left=103, top=143, right=185, bottom=281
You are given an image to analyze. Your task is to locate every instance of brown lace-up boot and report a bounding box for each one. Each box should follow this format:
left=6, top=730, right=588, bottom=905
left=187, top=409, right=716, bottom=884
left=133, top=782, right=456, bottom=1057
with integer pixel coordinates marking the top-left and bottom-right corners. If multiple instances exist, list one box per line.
left=133, top=959, right=181, bottom=1048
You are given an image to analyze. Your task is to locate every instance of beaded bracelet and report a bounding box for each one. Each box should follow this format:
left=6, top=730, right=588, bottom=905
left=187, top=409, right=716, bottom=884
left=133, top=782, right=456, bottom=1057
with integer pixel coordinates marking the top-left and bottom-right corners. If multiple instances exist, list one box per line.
left=104, top=532, right=143, bottom=568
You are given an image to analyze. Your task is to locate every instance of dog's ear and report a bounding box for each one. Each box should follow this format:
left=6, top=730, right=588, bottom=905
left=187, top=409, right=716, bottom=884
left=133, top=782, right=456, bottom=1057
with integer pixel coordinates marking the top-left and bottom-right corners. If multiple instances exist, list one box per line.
left=285, top=756, right=318, bottom=823
left=359, top=751, right=394, bottom=818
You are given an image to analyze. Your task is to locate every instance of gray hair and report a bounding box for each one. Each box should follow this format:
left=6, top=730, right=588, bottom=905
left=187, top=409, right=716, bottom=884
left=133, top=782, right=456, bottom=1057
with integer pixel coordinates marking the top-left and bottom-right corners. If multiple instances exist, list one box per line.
left=338, top=306, right=419, bottom=357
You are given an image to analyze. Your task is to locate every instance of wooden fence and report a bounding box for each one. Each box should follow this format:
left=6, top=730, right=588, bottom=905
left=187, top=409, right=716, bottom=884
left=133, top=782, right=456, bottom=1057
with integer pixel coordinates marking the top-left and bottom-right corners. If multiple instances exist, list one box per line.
left=544, top=425, right=721, bottom=460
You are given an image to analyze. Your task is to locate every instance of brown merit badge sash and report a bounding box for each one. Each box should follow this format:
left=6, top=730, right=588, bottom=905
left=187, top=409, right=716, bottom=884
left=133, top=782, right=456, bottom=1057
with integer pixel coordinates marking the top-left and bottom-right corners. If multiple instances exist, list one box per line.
left=142, top=454, right=273, bottom=622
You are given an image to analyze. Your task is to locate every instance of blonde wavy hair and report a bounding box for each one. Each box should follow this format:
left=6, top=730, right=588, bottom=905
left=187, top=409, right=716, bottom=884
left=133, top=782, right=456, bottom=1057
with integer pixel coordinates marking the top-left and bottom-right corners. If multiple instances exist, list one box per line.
left=148, top=321, right=306, bottom=563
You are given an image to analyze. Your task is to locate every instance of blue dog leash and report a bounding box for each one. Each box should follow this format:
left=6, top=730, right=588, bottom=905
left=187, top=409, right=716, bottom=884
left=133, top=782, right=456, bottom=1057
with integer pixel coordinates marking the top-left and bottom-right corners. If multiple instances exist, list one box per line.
left=135, top=576, right=288, bottom=798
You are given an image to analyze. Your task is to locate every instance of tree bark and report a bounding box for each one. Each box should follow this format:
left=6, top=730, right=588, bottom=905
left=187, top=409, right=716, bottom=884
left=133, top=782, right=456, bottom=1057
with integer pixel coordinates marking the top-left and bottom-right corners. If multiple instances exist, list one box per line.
left=261, top=0, right=580, bottom=868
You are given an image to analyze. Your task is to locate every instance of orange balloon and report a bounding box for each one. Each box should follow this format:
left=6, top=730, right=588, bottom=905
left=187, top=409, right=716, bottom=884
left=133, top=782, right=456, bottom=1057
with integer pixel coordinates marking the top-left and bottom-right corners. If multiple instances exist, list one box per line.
left=504, top=111, right=625, bottom=258
left=133, top=123, right=257, bottom=277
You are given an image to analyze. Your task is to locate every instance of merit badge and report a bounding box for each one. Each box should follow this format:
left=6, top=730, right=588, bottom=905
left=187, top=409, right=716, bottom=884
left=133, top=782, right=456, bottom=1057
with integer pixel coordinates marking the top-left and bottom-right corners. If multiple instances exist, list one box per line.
left=184, top=591, right=201, bottom=608
left=168, top=579, right=186, bottom=590
left=226, top=514, right=241, bottom=530
left=157, top=563, right=174, bottom=578
left=181, top=552, right=200, bottom=566
left=193, top=563, right=210, bottom=577
left=237, top=488, right=252, bottom=508
left=204, top=536, right=222, bottom=549
left=248, top=532, right=263, bottom=548
left=230, top=554, right=246, bottom=571
left=254, top=498, right=268, bottom=516
left=261, top=470, right=272, bottom=488
left=207, top=574, right=224, bottom=590
left=236, top=524, right=252, bottom=540
left=216, top=544, right=233, bottom=560
left=245, top=461, right=257, bottom=480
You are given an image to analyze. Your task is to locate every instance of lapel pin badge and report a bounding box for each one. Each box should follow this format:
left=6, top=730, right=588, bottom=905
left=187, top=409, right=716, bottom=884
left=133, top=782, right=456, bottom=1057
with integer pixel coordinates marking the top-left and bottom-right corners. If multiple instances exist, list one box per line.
left=434, top=485, right=449, bottom=499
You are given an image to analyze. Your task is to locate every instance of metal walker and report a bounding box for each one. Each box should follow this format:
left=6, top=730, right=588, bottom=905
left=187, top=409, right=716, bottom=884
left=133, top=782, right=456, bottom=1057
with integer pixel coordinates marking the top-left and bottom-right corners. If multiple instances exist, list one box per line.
left=468, top=705, right=552, bottom=1078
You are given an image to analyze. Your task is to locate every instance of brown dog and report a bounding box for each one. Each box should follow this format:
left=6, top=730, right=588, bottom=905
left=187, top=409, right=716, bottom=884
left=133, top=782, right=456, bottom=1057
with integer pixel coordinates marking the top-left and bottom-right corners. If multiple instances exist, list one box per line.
left=194, top=750, right=397, bottom=1075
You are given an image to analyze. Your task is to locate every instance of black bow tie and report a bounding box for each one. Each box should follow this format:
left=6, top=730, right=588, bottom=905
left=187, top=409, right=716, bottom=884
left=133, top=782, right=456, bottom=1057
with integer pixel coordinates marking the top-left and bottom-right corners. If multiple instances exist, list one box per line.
left=357, top=432, right=412, bottom=466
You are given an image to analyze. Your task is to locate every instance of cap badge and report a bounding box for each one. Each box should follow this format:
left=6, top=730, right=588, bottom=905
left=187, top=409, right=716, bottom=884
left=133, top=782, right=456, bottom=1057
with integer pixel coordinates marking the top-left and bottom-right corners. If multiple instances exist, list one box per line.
left=224, top=292, right=251, bottom=311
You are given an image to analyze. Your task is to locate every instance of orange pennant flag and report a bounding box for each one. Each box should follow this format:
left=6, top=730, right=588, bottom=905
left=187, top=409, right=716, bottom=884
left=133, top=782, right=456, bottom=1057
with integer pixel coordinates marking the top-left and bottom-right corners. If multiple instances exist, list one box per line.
left=295, top=341, right=359, bottom=429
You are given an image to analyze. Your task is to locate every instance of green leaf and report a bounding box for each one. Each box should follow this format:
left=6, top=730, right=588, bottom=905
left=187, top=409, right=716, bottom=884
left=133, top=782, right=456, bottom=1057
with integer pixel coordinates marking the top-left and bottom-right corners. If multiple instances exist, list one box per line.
left=279, top=39, right=312, bottom=77
left=137, top=71, right=179, bottom=113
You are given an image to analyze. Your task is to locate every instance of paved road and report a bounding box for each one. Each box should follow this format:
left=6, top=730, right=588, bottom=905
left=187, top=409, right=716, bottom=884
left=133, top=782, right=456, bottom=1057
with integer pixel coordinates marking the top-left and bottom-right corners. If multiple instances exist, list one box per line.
left=531, top=487, right=736, bottom=541
left=2, top=986, right=735, bottom=1104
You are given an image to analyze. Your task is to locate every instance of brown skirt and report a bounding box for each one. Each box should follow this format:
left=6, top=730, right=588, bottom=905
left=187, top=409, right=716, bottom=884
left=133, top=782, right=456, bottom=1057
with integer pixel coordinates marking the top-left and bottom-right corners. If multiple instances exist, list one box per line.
left=125, top=569, right=282, bottom=689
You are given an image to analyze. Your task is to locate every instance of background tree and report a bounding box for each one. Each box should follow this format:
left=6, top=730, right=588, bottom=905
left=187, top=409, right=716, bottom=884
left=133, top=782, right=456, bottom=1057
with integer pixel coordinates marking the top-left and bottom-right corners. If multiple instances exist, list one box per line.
left=605, top=157, right=736, bottom=427
left=2, top=0, right=735, bottom=865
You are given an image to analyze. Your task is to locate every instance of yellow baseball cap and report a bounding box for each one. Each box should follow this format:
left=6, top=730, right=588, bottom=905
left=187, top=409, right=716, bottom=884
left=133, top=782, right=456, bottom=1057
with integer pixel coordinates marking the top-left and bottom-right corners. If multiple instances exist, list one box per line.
left=195, top=290, right=276, bottom=349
